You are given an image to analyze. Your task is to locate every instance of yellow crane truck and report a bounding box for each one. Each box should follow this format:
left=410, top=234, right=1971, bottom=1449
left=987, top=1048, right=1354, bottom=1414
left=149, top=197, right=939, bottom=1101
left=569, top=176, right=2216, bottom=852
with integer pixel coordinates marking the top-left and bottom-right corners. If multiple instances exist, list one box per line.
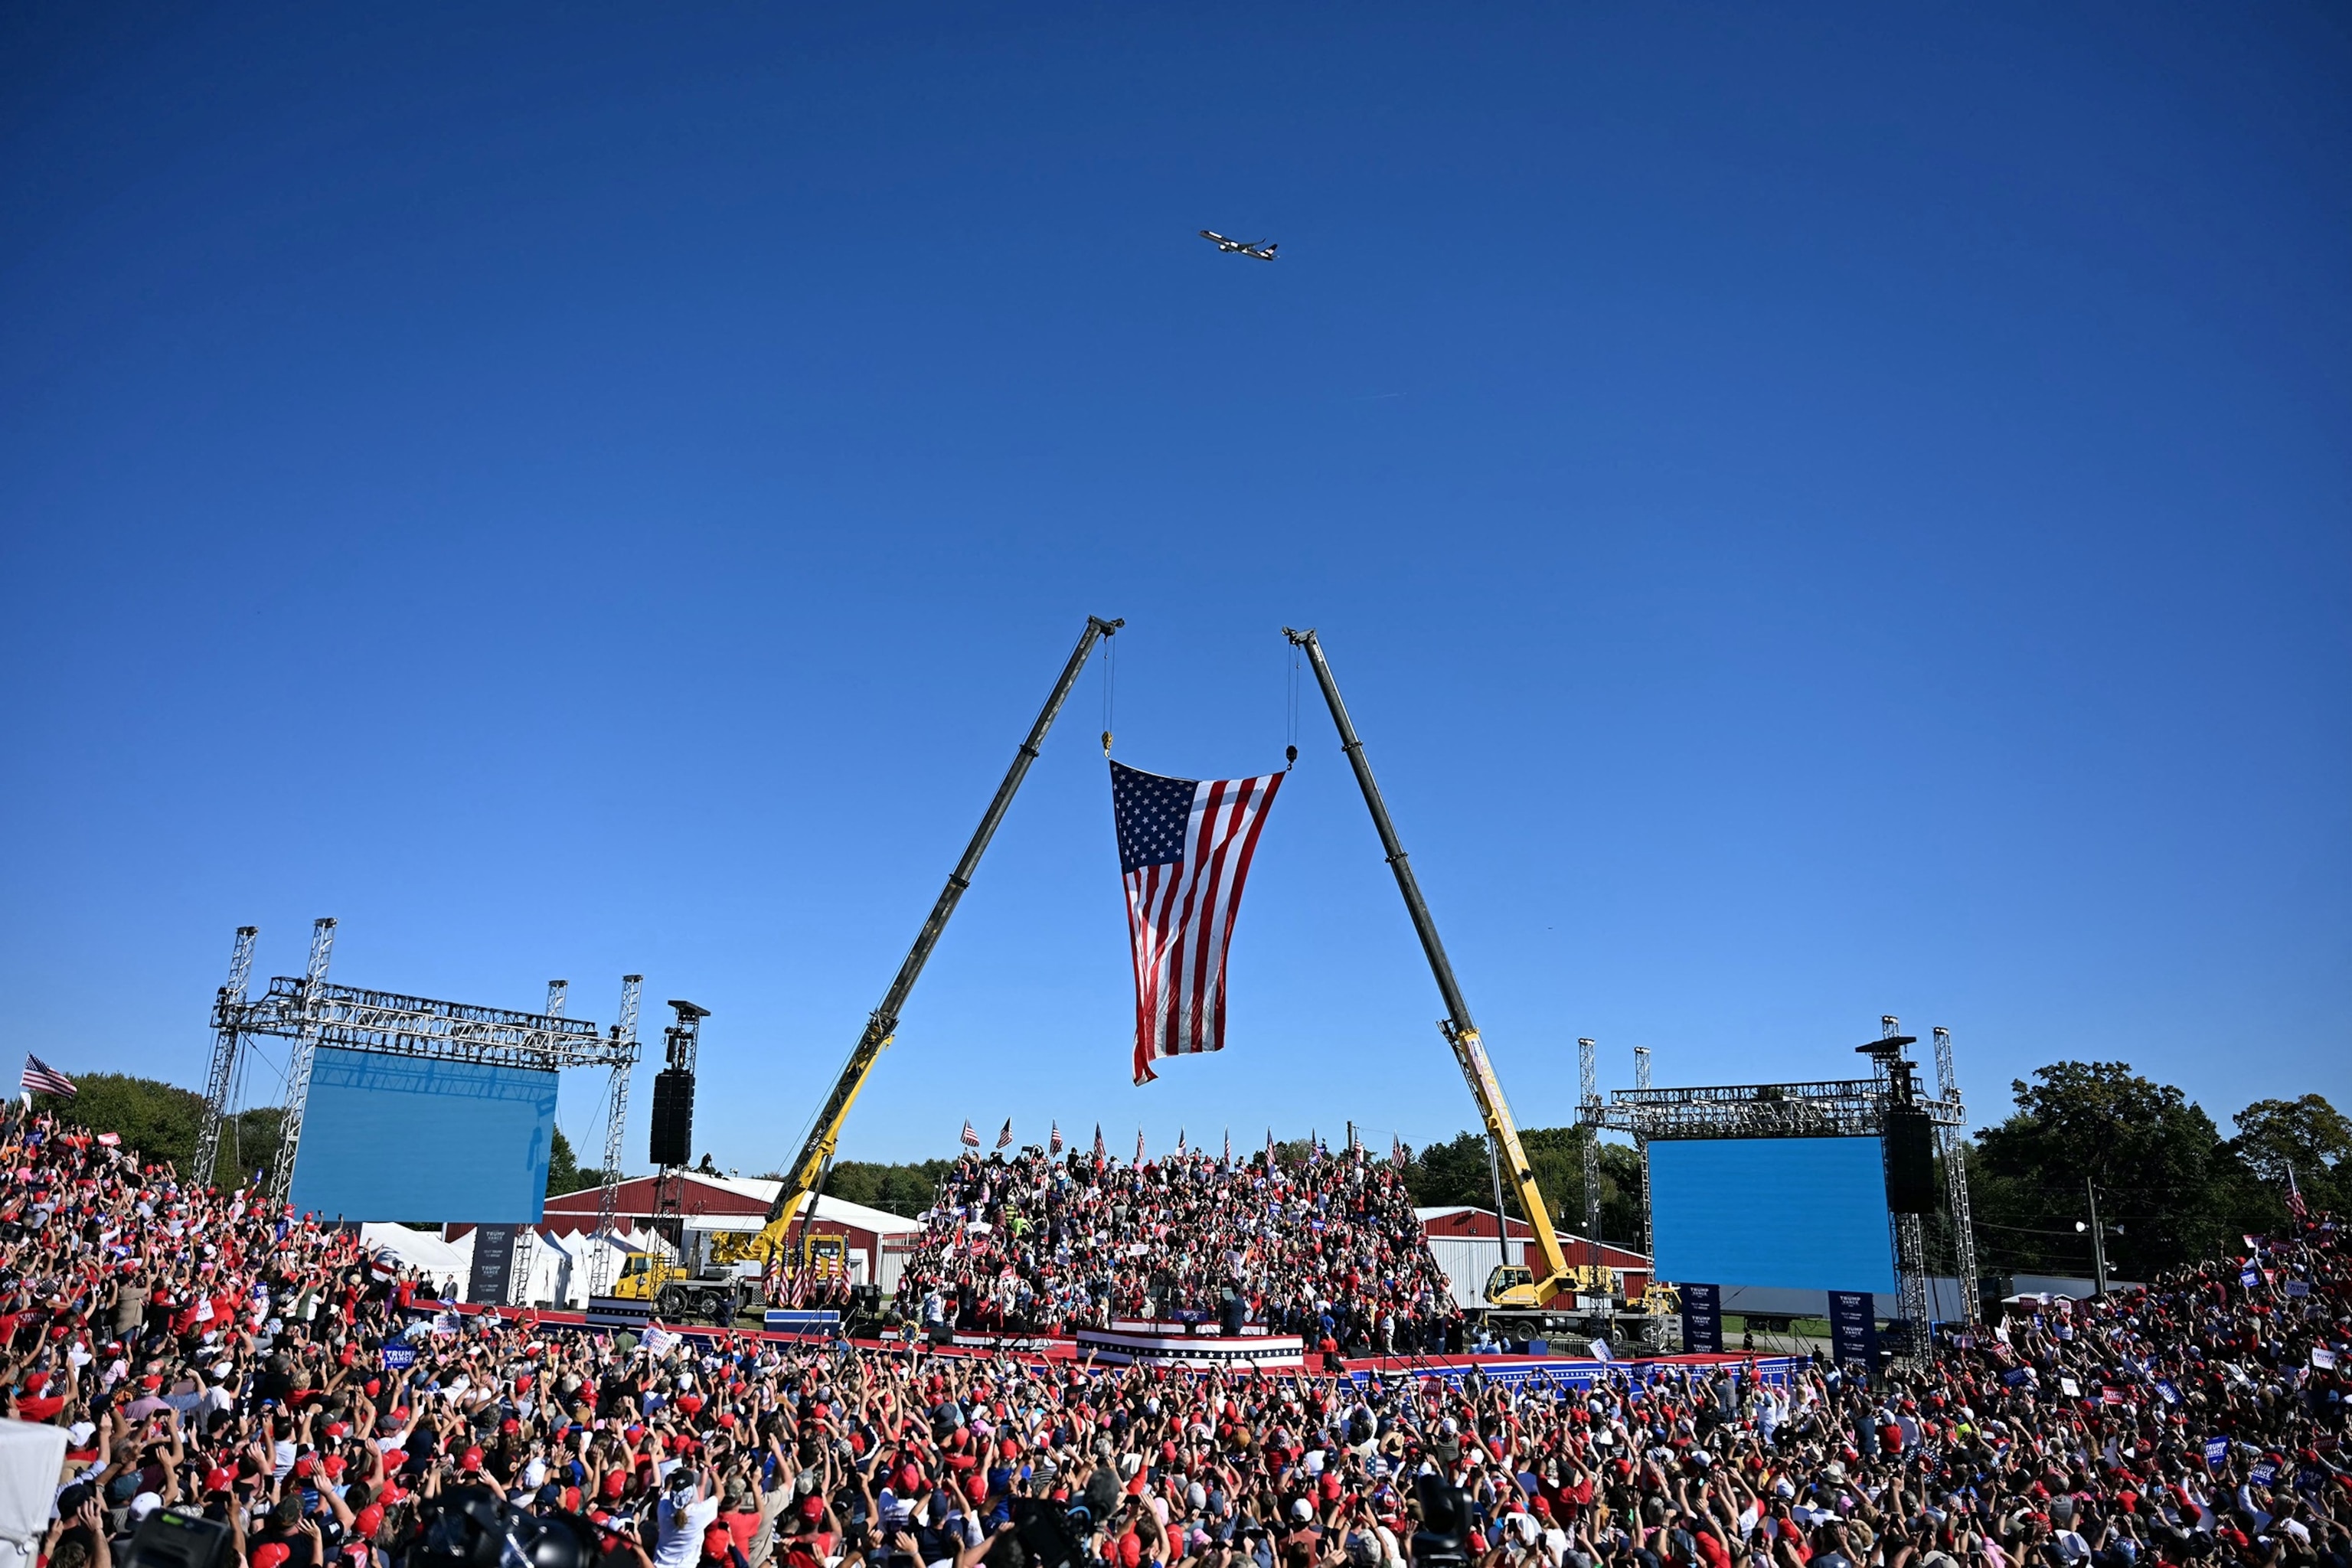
left=1285, top=627, right=1675, bottom=1349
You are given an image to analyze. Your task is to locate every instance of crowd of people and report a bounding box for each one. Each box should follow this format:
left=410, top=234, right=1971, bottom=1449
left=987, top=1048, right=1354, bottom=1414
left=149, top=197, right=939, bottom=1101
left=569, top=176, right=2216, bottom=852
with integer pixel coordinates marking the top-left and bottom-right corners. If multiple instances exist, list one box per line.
left=887, top=1148, right=1461, bottom=1353
left=6, top=1099, right=2351, bottom=1568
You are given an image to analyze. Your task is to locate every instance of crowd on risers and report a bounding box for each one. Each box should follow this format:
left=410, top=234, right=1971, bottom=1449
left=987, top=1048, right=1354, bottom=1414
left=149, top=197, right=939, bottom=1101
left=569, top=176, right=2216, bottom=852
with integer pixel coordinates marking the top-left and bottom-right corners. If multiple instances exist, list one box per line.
left=887, top=1148, right=1462, bottom=1353
left=5, top=1095, right=2352, bottom=1568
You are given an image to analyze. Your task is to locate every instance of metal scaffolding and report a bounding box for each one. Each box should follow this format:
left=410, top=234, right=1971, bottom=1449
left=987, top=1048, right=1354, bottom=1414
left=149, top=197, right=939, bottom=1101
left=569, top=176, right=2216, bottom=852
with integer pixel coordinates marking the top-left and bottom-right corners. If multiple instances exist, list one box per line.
left=193, top=926, right=259, bottom=1189
left=589, top=976, right=642, bottom=1296
left=1633, top=1045, right=1653, bottom=1260
left=1586, top=1020, right=1973, bottom=1367
left=1578, top=1037, right=1602, bottom=1279
left=1933, top=1026, right=1979, bottom=1322
left=199, top=923, right=642, bottom=1244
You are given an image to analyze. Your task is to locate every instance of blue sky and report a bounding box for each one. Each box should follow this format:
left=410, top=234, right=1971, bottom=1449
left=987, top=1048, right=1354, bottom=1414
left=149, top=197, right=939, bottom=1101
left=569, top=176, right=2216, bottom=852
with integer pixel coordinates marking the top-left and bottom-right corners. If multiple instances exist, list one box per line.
left=2, top=5, right=2346, bottom=1176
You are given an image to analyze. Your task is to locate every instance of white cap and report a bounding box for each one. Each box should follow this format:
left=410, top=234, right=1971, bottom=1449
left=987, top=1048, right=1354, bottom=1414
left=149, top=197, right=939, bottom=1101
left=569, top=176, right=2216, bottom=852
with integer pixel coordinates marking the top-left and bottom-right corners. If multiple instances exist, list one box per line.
left=129, top=1494, right=164, bottom=1521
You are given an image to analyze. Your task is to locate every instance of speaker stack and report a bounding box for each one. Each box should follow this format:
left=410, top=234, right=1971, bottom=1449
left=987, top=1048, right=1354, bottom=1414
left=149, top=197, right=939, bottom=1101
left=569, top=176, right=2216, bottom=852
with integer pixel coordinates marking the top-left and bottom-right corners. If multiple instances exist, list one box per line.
left=649, top=1068, right=695, bottom=1168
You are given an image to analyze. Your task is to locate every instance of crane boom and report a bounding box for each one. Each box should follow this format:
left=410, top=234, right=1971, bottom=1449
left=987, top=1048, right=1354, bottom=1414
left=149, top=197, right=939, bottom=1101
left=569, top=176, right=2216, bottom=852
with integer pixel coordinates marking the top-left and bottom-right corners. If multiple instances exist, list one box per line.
left=751, top=616, right=1124, bottom=1264
left=1282, top=627, right=1576, bottom=1305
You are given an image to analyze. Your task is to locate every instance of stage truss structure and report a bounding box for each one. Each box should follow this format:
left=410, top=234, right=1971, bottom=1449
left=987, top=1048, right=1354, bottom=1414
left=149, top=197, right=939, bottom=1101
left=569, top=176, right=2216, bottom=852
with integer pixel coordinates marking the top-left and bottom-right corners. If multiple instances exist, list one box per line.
left=194, top=919, right=643, bottom=1282
left=1583, top=1019, right=1973, bottom=1364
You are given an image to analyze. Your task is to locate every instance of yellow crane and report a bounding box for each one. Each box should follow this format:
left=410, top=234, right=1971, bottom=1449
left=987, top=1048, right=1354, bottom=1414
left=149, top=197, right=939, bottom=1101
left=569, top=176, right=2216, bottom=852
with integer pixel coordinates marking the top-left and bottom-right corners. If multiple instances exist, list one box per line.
left=745, top=616, right=1123, bottom=1273
left=1285, top=627, right=1600, bottom=1331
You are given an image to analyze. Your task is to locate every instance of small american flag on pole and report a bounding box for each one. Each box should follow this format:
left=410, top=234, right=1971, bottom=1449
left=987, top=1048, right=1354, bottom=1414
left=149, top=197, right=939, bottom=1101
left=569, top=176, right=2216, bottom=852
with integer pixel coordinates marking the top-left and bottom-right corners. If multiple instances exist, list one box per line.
left=1135, top=1128, right=1145, bottom=1164
left=1111, top=760, right=1284, bottom=1084
left=20, top=1056, right=74, bottom=1098
left=1050, top=1122, right=1063, bottom=1156
left=1093, top=1124, right=1105, bottom=1161
left=995, top=1118, right=1013, bottom=1151
left=959, top=1119, right=980, bottom=1148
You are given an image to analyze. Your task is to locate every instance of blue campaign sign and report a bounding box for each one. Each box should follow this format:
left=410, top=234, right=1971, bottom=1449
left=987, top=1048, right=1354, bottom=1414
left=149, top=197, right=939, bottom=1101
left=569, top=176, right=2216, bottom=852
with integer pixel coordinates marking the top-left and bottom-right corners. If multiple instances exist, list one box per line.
left=381, top=1342, right=417, bottom=1370
left=2249, top=1461, right=2278, bottom=1488
left=1828, top=1291, right=1877, bottom=1368
left=2203, top=1437, right=2230, bottom=1469
left=1679, top=1283, right=1723, bottom=1354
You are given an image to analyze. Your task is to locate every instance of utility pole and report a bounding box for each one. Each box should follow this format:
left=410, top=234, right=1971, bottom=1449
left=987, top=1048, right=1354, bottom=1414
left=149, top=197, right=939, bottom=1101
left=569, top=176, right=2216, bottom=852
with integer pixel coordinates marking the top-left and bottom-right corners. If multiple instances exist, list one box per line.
left=2084, top=1178, right=2109, bottom=1296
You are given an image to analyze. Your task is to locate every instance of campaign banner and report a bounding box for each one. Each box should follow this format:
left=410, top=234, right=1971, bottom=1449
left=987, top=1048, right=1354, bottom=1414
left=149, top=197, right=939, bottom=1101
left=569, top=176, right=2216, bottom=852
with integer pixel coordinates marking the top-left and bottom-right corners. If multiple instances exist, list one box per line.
left=586, top=1295, right=652, bottom=1330
left=1828, top=1292, right=1877, bottom=1368
left=380, top=1342, right=416, bottom=1370
left=2203, top=1437, right=2230, bottom=1469
left=1679, top=1283, right=1723, bottom=1354
left=2249, top=1460, right=2278, bottom=1488
left=468, top=1224, right=520, bottom=1307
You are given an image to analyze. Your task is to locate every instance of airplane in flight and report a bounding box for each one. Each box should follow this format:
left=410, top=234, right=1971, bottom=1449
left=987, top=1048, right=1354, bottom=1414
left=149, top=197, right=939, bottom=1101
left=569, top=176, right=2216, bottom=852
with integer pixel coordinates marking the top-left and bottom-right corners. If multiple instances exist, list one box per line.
left=1200, top=230, right=1279, bottom=260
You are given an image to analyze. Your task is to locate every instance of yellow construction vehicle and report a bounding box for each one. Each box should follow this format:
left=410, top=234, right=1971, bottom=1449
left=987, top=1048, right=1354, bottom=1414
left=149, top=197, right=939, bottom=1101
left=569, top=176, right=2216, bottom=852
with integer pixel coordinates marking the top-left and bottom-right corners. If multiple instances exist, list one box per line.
left=740, top=618, right=1123, bottom=1273
left=1288, top=629, right=1668, bottom=1347
left=605, top=1244, right=746, bottom=1320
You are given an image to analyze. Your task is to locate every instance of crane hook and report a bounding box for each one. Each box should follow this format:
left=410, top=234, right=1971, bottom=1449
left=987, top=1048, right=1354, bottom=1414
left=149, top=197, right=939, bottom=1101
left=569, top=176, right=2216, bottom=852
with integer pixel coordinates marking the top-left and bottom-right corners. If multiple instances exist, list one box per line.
left=1102, top=730, right=1114, bottom=756
left=1285, top=744, right=1297, bottom=770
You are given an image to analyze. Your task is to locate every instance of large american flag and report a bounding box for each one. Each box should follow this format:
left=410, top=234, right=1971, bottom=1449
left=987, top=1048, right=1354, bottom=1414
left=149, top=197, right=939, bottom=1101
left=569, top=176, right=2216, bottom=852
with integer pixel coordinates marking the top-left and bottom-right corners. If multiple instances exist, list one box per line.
left=1110, top=760, right=1284, bottom=1085
left=20, top=1055, right=75, bottom=1098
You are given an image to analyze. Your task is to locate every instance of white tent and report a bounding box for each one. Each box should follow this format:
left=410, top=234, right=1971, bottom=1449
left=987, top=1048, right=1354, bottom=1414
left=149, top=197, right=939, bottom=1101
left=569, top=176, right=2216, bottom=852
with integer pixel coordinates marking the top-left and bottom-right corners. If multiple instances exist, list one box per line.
left=0, top=1418, right=67, bottom=1568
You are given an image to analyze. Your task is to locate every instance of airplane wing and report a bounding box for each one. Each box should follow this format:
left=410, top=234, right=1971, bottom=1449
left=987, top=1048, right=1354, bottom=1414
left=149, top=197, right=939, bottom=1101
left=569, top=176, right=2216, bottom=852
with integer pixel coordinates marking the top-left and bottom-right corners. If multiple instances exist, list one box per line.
left=1199, top=230, right=1227, bottom=243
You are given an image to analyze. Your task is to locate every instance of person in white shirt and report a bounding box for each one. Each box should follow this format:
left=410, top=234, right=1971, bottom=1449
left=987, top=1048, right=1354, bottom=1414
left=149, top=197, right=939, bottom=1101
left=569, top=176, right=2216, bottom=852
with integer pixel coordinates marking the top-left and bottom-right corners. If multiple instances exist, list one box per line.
left=656, top=1463, right=721, bottom=1568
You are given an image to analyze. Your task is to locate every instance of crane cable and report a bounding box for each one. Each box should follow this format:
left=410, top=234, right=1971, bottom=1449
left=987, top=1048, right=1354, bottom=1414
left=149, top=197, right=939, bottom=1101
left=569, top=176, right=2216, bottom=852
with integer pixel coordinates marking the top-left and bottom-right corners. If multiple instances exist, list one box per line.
left=1100, top=633, right=1116, bottom=757
left=1285, top=639, right=1299, bottom=769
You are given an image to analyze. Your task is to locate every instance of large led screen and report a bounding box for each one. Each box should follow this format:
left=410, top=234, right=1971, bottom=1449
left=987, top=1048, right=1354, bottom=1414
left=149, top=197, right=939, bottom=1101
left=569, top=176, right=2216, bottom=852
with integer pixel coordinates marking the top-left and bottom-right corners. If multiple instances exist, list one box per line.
left=1648, top=1136, right=1896, bottom=1295
left=287, top=1047, right=557, bottom=1223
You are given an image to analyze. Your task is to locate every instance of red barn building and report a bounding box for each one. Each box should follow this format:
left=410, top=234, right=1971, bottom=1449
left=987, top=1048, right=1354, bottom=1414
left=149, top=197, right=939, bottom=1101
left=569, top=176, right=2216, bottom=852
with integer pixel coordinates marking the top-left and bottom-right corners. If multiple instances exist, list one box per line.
left=1416, top=1206, right=1651, bottom=1305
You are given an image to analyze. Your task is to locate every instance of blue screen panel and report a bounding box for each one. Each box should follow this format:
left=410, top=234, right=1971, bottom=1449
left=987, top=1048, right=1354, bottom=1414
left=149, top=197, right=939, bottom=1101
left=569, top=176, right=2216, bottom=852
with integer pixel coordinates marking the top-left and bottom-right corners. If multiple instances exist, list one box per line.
left=288, top=1047, right=556, bottom=1223
left=1648, top=1136, right=1896, bottom=1296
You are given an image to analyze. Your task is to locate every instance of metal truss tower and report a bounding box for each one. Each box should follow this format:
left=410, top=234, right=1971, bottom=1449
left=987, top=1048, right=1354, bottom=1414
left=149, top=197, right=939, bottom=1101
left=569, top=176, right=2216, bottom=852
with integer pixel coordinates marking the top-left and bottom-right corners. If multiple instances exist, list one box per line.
left=590, top=975, right=642, bottom=1295
left=1633, top=1045, right=1653, bottom=1259
left=1578, top=1037, right=1602, bottom=1279
left=652, top=999, right=709, bottom=1238
left=1588, top=1018, right=1971, bottom=1371
left=194, top=926, right=259, bottom=1190
left=1859, top=1018, right=1933, bottom=1364
left=268, top=919, right=339, bottom=1210
left=205, top=923, right=642, bottom=1217
left=1932, top=1026, right=1979, bottom=1321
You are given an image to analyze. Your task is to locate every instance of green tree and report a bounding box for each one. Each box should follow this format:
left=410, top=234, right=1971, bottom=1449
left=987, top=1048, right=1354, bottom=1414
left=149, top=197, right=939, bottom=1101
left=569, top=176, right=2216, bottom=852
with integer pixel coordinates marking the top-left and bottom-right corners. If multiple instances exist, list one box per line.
left=804, top=1158, right=959, bottom=1217
left=1971, top=1061, right=2241, bottom=1280
left=34, top=1073, right=206, bottom=1172
left=544, top=1127, right=609, bottom=1197
left=2226, top=1094, right=2350, bottom=1227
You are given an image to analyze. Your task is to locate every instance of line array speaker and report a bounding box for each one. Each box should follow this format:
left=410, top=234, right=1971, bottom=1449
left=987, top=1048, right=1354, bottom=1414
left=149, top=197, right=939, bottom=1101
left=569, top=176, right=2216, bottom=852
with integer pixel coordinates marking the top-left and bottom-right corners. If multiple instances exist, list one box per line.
left=1883, top=1106, right=1938, bottom=1214
left=649, top=1068, right=695, bottom=1168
